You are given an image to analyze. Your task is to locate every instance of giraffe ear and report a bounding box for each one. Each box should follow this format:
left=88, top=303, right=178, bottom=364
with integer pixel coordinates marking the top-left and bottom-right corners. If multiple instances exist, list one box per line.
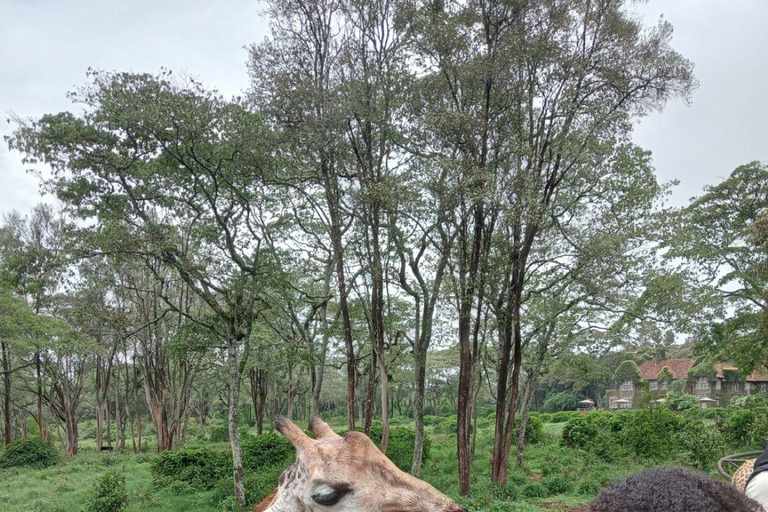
left=309, top=417, right=340, bottom=439
left=276, top=417, right=312, bottom=449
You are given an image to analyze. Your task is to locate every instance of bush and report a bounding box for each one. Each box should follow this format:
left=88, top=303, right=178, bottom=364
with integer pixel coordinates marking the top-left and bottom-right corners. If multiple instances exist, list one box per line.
left=521, top=482, right=549, bottom=498
left=617, top=409, right=684, bottom=459
left=676, top=420, right=725, bottom=469
left=211, top=466, right=284, bottom=510
left=682, top=406, right=728, bottom=423
left=731, top=392, right=768, bottom=409
left=369, top=426, right=431, bottom=472
left=512, top=414, right=543, bottom=444
left=561, top=416, right=600, bottom=450
left=86, top=469, right=128, bottom=512
left=433, top=417, right=458, bottom=435
left=539, top=413, right=553, bottom=424
left=542, top=474, right=573, bottom=495
left=150, top=447, right=231, bottom=490
left=723, top=408, right=756, bottom=447
left=209, top=426, right=230, bottom=442
left=0, top=438, right=59, bottom=469
left=662, top=392, right=700, bottom=411
left=242, top=433, right=295, bottom=471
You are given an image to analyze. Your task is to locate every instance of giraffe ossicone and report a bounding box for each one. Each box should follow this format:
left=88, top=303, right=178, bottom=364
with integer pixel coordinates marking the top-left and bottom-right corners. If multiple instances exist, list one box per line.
left=254, top=416, right=468, bottom=512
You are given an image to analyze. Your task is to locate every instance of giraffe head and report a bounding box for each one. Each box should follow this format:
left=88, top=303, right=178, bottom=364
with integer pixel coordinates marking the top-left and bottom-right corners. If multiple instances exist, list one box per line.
left=254, top=417, right=467, bottom=512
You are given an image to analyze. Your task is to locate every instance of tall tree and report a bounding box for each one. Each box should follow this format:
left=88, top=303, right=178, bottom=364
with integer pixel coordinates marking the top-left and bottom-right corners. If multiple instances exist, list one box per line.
left=249, top=0, right=361, bottom=432
left=8, top=71, right=280, bottom=506
left=664, top=163, right=768, bottom=372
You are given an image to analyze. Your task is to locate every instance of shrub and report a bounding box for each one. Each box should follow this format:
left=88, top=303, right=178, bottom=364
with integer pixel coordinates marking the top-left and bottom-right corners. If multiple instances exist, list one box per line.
left=211, top=466, right=284, bottom=510
left=542, top=474, right=573, bottom=495
left=241, top=433, right=295, bottom=471
left=723, top=408, right=756, bottom=447
left=368, top=426, right=431, bottom=471
left=433, top=417, right=458, bottom=435
left=662, top=392, right=700, bottom=411
left=150, top=447, right=231, bottom=490
left=0, top=438, right=59, bottom=469
left=676, top=420, right=725, bottom=469
left=86, top=469, right=128, bottom=512
left=521, top=482, right=549, bottom=498
left=515, top=414, right=543, bottom=444
left=617, top=409, right=684, bottom=459
left=682, top=406, right=728, bottom=423
left=539, top=413, right=553, bottom=424
left=209, top=426, right=230, bottom=442
left=561, top=416, right=600, bottom=450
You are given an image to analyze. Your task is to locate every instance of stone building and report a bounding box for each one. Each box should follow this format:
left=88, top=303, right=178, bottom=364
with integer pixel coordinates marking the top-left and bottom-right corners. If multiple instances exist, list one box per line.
left=606, top=358, right=768, bottom=410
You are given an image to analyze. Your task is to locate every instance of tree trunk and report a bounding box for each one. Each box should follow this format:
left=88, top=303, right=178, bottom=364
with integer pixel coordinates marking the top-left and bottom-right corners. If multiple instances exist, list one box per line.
left=324, top=169, right=356, bottom=432
left=36, top=352, right=45, bottom=441
left=516, top=331, right=550, bottom=468
left=2, top=342, right=12, bottom=446
left=364, top=349, right=376, bottom=436
left=227, top=336, right=246, bottom=507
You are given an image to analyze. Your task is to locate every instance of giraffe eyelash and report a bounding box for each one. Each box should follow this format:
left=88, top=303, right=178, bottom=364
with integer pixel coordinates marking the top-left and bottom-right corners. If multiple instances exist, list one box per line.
left=312, top=486, right=352, bottom=506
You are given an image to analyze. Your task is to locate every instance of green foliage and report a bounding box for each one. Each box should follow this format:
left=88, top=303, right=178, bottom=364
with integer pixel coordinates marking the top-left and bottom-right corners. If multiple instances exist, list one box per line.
left=687, top=360, right=717, bottom=381
left=682, top=406, right=728, bottom=423
left=562, top=410, right=684, bottom=461
left=367, top=426, right=431, bottom=471
left=518, top=414, right=543, bottom=445
left=657, top=366, right=674, bottom=384
left=540, top=391, right=581, bottom=413
left=150, top=447, right=231, bottom=490
left=675, top=420, right=724, bottom=470
left=433, top=416, right=458, bottom=435
left=662, top=392, right=700, bottom=411
left=0, top=438, right=59, bottom=469
left=612, top=360, right=641, bottom=385
left=542, top=474, right=573, bottom=496
left=209, top=426, right=231, bottom=443
left=730, top=392, right=768, bottom=409
left=86, top=469, right=128, bottom=512
left=241, top=433, right=295, bottom=471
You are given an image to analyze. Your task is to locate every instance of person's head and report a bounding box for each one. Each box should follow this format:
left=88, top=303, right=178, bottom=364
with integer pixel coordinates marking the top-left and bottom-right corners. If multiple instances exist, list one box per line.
left=589, top=467, right=762, bottom=512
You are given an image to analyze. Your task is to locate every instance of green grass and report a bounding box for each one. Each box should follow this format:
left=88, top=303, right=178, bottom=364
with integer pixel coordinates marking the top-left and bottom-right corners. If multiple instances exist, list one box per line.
left=0, top=418, right=735, bottom=511
left=0, top=451, right=219, bottom=512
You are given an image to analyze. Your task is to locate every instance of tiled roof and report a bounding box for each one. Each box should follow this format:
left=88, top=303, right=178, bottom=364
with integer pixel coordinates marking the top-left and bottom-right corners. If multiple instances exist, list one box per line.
left=638, top=359, right=768, bottom=382
left=638, top=358, right=696, bottom=381
left=715, top=362, right=738, bottom=379
left=746, top=370, right=768, bottom=382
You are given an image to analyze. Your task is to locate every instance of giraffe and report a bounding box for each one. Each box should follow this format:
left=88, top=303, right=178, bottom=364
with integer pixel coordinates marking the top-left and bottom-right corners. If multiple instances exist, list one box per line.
left=732, top=459, right=757, bottom=493
left=253, top=417, right=468, bottom=512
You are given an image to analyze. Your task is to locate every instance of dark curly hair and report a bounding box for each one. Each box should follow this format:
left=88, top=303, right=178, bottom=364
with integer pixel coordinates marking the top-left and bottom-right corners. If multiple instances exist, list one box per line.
left=589, top=467, right=762, bottom=512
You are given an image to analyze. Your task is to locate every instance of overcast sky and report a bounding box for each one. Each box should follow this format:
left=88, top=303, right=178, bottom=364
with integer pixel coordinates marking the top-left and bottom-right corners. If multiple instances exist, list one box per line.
left=1, top=0, right=766, bottom=218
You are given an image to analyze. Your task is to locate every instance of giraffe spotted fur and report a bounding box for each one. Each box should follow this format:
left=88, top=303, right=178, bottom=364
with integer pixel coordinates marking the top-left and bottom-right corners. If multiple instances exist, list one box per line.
left=254, top=417, right=467, bottom=512
left=732, top=459, right=756, bottom=493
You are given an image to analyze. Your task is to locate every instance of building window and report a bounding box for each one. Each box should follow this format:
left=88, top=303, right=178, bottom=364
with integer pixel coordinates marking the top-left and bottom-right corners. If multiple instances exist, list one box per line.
left=649, top=380, right=658, bottom=391
left=745, top=382, right=751, bottom=394
left=715, top=380, right=721, bottom=390
left=732, top=382, right=740, bottom=392
left=696, top=377, right=709, bottom=390
left=620, top=381, right=634, bottom=392
left=762, top=383, right=767, bottom=392
left=660, top=381, right=669, bottom=391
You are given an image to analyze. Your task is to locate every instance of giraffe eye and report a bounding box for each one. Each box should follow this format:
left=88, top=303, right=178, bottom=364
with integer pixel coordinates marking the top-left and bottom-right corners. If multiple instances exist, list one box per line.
left=312, top=491, right=343, bottom=506
left=311, top=485, right=352, bottom=507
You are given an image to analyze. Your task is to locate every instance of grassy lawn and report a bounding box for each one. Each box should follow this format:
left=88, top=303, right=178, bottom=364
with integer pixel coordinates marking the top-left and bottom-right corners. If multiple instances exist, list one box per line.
left=0, top=418, right=721, bottom=512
